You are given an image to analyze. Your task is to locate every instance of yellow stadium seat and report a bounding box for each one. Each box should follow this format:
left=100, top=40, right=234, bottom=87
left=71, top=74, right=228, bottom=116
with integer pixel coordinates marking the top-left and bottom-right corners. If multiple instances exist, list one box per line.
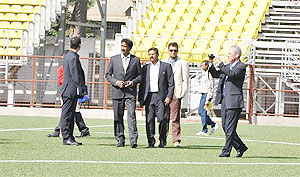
left=142, top=18, right=151, bottom=29
left=178, top=47, right=191, bottom=61
left=141, top=37, right=155, bottom=47
left=169, top=12, right=182, bottom=22
left=0, top=5, right=10, bottom=13
left=147, top=28, right=160, bottom=35
left=160, top=28, right=173, bottom=36
left=165, top=0, right=177, bottom=5
left=209, top=39, right=223, bottom=49
left=10, top=22, right=22, bottom=29
left=174, top=4, right=186, bottom=15
left=164, top=21, right=177, bottom=32
left=244, top=23, right=258, bottom=36
left=16, top=14, right=28, bottom=22
left=204, top=22, right=217, bottom=32
left=0, top=47, right=4, bottom=55
left=200, top=30, right=213, bottom=38
left=33, top=6, right=40, bottom=13
left=217, top=22, right=230, bottom=33
left=156, top=12, right=169, bottom=21
left=241, top=31, right=254, bottom=39
left=137, top=27, right=146, bottom=35
left=3, top=13, right=15, bottom=21
left=190, top=0, right=203, bottom=8
left=214, top=30, right=227, bottom=39
left=222, top=14, right=235, bottom=24
left=231, top=22, right=244, bottom=34
left=226, top=6, right=238, bottom=15
left=242, top=0, right=255, bottom=7
left=178, top=0, right=190, bottom=6
left=152, top=20, right=164, bottom=29
left=0, top=39, right=5, bottom=46
left=230, top=0, right=243, bottom=8
left=22, top=5, right=34, bottom=13
left=151, top=2, right=161, bottom=13
left=187, top=30, right=200, bottom=37
left=4, top=47, right=17, bottom=55
left=10, top=5, right=22, bottom=13
left=160, top=3, right=174, bottom=14
left=200, top=5, right=213, bottom=15
left=204, top=0, right=216, bottom=6
left=248, top=14, right=261, bottom=24
left=168, top=38, right=183, bottom=46
left=213, top=6, right=225, bottom=15
left=9, top=39, right=21, bottom=47
left=21, top=22, right=28, bottom=30
left=173, top=29, right=186, bottom=37
left=217, top=0, right=229, bottom=7
left=182, top=38, right=196, bottom=49
left=195, top=39, right=209, bottom=49
left=227, top=31, right=240, bottom=39
left=190, top=21, right=204, bottom=31
left=0, top=21, right=10, bottom=29
left=15, top=30, right=23, bottom=38
left=177, top=21, right=190, bottom=31
left=205, top=47, right=220, bottom=55
left=132, top=36, right=142, bottom=46
left=155, top=37, right=169, bottom=47
left=239, top=6, right=252, bottom=17
left=0, top=13, right=3, bottom=19
left=195, top=13, right=209, bottom=24
left=182, top=13, right=195, bottom=23
left=191, top=47, right=205, bottom=63
left=221, top=40, right=236, bottom=52
left=145, top=10, right=156, bottom=21
left=186, top=4, right=199, bottom=14
left=235, top=14, right=248, bottom=24
left=209, top=14, right=221, bottom=23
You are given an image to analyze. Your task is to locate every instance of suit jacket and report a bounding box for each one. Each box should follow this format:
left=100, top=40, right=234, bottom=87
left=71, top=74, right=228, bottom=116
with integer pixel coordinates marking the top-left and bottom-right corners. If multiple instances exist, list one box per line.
left=105, top=54, right=142, bottom=99
left=162, top=58, right=189, bottom=99
left=209, top=60, right=247, bottom=109
left=138, top=61, right=175, bottom=105
left=61, top=50, right=85, bottom=99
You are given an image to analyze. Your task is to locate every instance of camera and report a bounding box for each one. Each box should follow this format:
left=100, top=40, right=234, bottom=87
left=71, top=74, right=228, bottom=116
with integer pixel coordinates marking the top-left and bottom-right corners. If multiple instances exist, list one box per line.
left=122, top=81, right=128, bottom=87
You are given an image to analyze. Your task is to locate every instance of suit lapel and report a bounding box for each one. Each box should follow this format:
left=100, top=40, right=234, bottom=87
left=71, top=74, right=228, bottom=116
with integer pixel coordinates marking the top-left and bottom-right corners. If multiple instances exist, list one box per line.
left=173, top=59, right=181, bottom=73
left=146, top=64, right=150, bottom=92
left=117, top=54, right=125, bottom=76
left=125, top=55, right=134, bottom=73
left=158, top=62, right=163, bottom=83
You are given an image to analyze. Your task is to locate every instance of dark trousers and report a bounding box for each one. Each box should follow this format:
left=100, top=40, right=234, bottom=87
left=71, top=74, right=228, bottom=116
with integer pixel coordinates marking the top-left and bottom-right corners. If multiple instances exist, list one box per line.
left=166, top=95, right=181, bottom=143
left=54, top=112, right=89, bottom=133
left=145, top=92, right=168, bottom=146
left=221, top=98, right=246, bottom=155
left=60, top=97, right=77, bottom=142
left=113, top=97, right=138, bottom=145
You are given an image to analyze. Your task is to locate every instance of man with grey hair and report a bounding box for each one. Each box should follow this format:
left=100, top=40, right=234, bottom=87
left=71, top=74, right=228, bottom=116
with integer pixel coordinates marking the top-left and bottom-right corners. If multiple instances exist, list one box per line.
left=209, top=45, right=248, bottom=157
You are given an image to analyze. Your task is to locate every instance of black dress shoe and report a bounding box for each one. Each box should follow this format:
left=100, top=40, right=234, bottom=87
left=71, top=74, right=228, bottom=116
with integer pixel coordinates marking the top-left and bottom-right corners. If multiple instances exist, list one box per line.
left=236, top=147, right=248, bottom=157
left=218, top=153, right=230, bottom=157
left=131, top=143, right=137, bottom=148
left=63, top=140, right=82, bottom=146
left=80, top=131, right=90, bottom=137
left=116, top=142, right=125, bottom=147
left=158, top=143, right=165, bottom=148
left=47, top=132, right=59, bottom=137
left=147, top=144, right=154, bottom=148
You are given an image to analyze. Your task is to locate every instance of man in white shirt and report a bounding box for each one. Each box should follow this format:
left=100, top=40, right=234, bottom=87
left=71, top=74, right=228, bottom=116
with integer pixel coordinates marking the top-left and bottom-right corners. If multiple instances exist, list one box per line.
left=138, top=47, right=174, bottom=148
left=162, top=42, right=189, bottom=148
left=196, top=59, right=219, bottom=136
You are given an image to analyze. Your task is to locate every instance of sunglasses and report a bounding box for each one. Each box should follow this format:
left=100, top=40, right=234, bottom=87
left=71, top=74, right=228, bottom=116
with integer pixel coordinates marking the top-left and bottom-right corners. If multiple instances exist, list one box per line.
left=169, top=49, right=178, bottom=52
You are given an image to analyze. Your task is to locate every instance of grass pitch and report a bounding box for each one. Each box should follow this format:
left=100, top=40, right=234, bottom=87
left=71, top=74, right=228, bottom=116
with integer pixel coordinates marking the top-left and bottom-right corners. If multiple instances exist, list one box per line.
left=0, top=115, right=300, bottom=177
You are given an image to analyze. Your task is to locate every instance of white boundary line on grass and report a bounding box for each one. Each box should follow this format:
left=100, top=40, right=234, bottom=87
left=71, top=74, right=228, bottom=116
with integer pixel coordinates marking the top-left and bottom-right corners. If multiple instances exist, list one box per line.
left=0, top=160, right=300, bottom=166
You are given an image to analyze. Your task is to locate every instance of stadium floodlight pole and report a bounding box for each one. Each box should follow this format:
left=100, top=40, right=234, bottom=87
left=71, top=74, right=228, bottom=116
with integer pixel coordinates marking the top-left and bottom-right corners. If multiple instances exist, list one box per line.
left=96, top=0, right=107, bottom=58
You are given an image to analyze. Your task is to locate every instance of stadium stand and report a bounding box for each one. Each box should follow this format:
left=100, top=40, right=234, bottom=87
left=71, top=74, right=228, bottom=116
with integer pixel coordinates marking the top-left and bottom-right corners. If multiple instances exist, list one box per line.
left=0, top=0, right=67, bottom=82
left=125, top=0, right=272, bottom=63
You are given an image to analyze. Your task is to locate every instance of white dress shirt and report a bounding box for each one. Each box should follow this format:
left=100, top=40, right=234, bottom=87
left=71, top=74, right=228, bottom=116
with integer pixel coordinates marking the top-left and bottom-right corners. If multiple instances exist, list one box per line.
left=149, top=61, right=160, bottom=92
left=199, top=70, right=213, bottom=101
left=121, top=53, right=130, bottom=73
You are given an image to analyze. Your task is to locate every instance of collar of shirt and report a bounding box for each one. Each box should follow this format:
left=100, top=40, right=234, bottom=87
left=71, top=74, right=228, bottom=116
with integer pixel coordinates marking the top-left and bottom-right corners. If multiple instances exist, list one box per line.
left=230, top=60, right=239, bottom=69
left=150, top=60, right=160, bottom=66
left=121, top=53, right=130, bottom=59
left=168, top=57, right=177, bottom=63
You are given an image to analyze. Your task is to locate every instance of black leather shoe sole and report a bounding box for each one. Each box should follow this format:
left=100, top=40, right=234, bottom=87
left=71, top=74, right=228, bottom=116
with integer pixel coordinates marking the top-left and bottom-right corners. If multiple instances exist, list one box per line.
left=147, top=144, right=154, bottom=148
left=218, top=154, right=230, bottom=157
left=131, top=144, right=137, bottom=148
left=47, top=133, right=59, bottom=137
left=63, top=140, right=82, bottom=146
left=236, top=147, right=248, bottom=157
left=116, top=143, right=125, bottom=147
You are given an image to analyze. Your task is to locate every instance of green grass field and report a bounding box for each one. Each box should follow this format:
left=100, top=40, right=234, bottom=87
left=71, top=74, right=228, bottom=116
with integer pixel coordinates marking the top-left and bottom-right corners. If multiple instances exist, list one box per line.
left=0, top=115, right=300, bottom=177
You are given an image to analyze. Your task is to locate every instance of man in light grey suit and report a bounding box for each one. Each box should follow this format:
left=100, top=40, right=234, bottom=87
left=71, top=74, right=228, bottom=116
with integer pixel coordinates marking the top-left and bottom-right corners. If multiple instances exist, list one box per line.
left=105, top=38, right=142, bottom=148
left=209, top=45, right=248, bottom=157
left=138, top=47, right=174, bottom=148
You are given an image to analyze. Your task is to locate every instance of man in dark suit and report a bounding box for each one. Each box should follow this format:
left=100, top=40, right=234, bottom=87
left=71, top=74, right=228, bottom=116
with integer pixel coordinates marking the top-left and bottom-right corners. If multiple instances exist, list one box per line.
left=138, top=47, right=174, bottom=148
left=209, top=45, right=248, bottom=157
left=59, top=37, right=86, bottom=146
left=105, top=38, right=142, bottom=148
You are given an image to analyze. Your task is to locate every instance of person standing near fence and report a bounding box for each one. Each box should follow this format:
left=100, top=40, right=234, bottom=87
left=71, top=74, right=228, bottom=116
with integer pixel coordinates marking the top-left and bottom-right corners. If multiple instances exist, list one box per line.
left=105, top=38, right=142, bottom=148
left=47, top=65, right=90, bottom=138
left=138, top=47, right=174, bottom=148
left=209, top=45, right=248, bottom=157
left=196, top=60, right=219, bottom=136
left=59, top=37, right=86, bottom=146
left=161, top=42, right=189, bottom=148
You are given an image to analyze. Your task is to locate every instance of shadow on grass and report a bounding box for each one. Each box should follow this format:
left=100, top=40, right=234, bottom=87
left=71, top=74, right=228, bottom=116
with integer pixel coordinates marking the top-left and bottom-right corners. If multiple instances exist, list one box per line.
left=87, top=136, right=115, bottom=140
left=244, top=156, right=300, bottom=160
left=178, top=145, right=224, bottom=150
